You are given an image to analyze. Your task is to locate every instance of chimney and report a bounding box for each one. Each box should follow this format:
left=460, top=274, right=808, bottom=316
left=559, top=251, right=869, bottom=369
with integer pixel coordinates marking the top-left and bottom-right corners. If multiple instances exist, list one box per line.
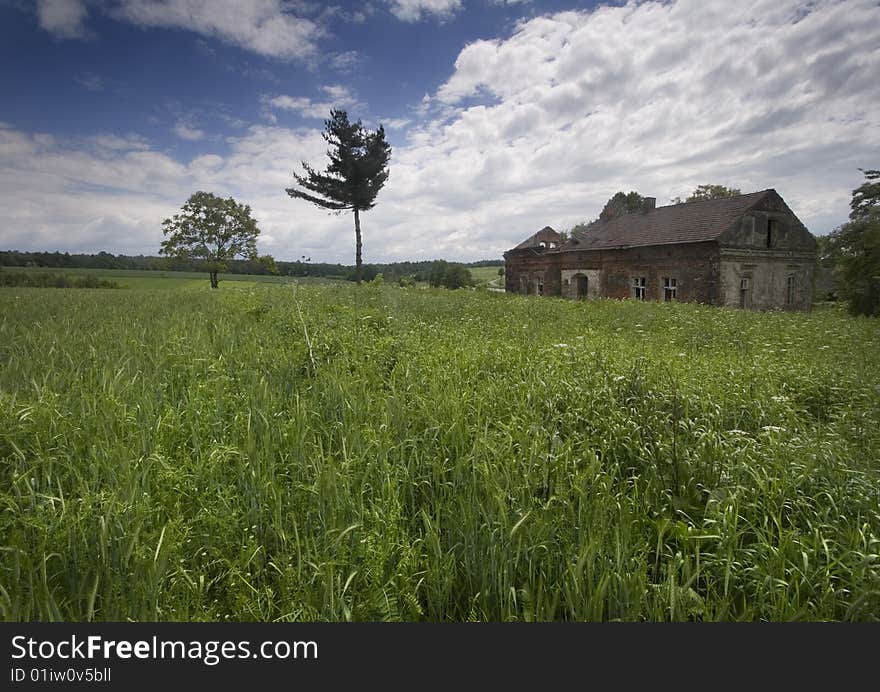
left=642, top=197, right=656, bottom=213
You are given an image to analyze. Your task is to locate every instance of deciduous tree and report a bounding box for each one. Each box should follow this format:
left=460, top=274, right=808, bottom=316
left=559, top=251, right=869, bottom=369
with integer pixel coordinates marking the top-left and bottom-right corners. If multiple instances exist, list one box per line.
left=675, top=184, right=742, bottom=204
left=159, top=191, right=260, bottom=289
left=599, top=191, right=647, bottom=221
left=826, top=169, right=880, bottom=316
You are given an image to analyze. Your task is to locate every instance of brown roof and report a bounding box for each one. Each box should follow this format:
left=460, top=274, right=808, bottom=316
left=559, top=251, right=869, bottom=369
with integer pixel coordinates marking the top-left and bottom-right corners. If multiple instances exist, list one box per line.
left=566, top=189, right=776, bottom=250
left=512, top=226, right=563, bottom=251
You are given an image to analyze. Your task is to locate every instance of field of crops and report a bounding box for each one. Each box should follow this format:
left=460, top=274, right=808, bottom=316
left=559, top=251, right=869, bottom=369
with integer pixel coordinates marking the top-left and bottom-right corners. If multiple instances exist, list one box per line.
left=1, top=283, right=879, bottom=621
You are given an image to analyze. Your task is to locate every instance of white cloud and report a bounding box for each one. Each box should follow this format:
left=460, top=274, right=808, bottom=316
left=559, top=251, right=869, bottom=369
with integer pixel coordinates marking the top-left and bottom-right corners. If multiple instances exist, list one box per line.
left=382, top=118, right=412, bottom=130
left=0, top=122, right=335, bottom=257
left=264, top=85, right=361, bottom=119
left=386, top=0, right=462, bottom=22
left=32, top=0, right=323, bottom=60
left=5, top=1, right=880, bottom=264
left=173, top=121, right=206, bottom=141
left=90, top=134, right=151, bottom=152
left=36, top=0, right=89, bottom=38
left=328, top=51, right=362, bottom=71
left=112, top=0, right=322, bottom=60
left=75, top=72, right=104, bottom=91
left=396, top=0, right=880, bottom=258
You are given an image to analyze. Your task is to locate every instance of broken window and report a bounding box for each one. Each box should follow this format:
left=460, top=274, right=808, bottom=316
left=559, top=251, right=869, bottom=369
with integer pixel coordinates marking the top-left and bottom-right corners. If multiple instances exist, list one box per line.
left=633, top=276, right=646, bottom=300
left=740, top=276, right=751, bottom=309
left=767, top=219, right=777, bottom=248
left=663, top=277, right=677, bottom=302
left=786, top=275, right=796, bottom=306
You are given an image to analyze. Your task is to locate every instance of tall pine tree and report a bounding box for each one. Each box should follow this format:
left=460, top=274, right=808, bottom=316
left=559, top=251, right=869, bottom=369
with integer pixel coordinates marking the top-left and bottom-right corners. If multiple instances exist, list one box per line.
left=286, top=109, right=392, bottom=284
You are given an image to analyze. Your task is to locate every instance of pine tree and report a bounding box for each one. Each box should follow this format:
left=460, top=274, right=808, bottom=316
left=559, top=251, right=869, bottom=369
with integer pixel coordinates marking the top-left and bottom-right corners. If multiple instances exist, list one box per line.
left=286, top=110, right=392, bottom=284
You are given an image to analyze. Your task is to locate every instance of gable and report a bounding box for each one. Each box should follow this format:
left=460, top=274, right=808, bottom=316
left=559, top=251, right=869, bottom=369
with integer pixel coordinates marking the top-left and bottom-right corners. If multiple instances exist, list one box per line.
left=509, top=226, right=563, bottom=252
left=717, top=190, right=816, bottom=251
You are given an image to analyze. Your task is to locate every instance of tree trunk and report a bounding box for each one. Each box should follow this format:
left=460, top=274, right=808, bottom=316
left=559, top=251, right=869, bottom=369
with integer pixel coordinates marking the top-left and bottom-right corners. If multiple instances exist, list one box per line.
left=354, top=207, right=362, bottom=285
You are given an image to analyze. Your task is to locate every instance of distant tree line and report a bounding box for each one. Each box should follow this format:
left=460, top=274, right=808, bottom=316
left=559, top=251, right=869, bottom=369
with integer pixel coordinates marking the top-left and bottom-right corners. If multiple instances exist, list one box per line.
left=0, top=250, right=282, bottom=276
left=0, top=250, right=498, bottom=285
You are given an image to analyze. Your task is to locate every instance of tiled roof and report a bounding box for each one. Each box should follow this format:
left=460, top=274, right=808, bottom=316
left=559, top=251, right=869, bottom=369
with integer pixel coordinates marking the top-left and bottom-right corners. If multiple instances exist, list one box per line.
left=512, top=226, right=563, bottom=251
left=566, top=190, right=775, bottom=250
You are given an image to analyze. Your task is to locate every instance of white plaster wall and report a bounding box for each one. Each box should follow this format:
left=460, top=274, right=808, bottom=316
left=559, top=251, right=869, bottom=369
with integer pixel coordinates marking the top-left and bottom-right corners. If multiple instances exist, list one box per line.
left=720, top=256, right=813, bottom=310
left=561, top=268, right=601, bottom=299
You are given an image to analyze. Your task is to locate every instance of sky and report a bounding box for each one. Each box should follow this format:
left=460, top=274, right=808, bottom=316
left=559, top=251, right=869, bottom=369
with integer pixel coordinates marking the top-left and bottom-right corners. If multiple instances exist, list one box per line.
left=1, top=0, right=879, bottom=264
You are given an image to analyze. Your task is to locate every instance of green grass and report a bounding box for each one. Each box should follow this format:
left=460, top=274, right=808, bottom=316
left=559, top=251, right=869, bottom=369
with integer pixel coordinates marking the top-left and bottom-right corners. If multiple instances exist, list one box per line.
left=1, top=285, right=878, bottom=621
left=0, top=265, right=338, bottom=290
left=468, top=265, right=504, bottom=287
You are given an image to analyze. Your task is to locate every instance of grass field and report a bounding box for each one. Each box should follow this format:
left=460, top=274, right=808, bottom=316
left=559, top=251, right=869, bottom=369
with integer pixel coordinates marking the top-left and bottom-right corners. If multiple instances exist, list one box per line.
left=468, top=265, right=504, bottom=287
left=0, top=265, right=336, bottom=290
left=1, top=283, right=878, bottom=621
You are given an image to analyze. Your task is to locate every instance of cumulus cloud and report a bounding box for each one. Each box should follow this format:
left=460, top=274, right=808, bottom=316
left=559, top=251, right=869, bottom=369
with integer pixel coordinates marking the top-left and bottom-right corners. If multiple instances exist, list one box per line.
left=386, top=0, right=462, bottom=22
left=36, top=0, right=89, bottom=38
left=5, top=1, right=880, bottom=263
left=112, top=0, right=322, bottom=60
left=398, top=0, right=880, bottom=258
left=0, top=122, right=338, bottom=257
left=264, top=85, right=362, bottom=120
left=173, top=121, right=206, bottom=141
left=32, top=0, right=323, bottom=60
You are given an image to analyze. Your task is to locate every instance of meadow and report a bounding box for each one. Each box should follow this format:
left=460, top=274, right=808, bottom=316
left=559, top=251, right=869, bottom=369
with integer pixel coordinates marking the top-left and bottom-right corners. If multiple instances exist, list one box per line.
left=0, top=265, right=310, bottom=290
left=1, top=281, right=878, bottom=621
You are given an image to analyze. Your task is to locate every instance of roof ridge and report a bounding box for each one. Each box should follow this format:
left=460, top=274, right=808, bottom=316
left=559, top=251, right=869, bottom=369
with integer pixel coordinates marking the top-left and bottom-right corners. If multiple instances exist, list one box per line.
left=657, top=188, right=772, bottom=211
left=564, top=189, right=777, bottom=250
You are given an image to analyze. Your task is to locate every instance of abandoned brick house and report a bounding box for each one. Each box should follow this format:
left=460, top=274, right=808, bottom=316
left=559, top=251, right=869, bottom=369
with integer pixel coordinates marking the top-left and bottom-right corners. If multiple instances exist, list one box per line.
left=503, top=189, right=817, bottom=310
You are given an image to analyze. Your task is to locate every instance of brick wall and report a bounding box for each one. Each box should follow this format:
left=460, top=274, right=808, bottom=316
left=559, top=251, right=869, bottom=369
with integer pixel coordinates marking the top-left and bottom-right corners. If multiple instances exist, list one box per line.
left=558, top=243, right=719, bottom=303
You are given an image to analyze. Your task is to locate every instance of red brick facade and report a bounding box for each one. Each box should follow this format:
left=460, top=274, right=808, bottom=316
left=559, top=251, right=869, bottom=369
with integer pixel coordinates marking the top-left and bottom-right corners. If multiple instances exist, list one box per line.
left=503, top=190, right=816, bottom=310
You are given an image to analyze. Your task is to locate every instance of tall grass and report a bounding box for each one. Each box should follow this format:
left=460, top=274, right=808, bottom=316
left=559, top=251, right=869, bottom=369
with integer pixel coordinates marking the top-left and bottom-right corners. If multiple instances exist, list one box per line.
left=0, top=285, right=878, bottom=621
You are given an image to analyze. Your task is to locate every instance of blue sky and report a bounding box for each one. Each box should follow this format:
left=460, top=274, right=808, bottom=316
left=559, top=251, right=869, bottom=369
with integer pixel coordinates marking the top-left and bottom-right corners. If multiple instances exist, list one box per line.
left=1, top=0, right=879, bottom=264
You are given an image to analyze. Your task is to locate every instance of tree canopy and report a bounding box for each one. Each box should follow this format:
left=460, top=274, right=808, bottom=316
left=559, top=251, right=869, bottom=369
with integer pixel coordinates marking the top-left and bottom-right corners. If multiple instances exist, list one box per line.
left=159, top=191, right=260, bottom=289
left=825, top=169, right=880, bottom=316
left=599, top=191, right=647, bottom=221
left=428, top=260, right=473, bottom=289
left=286, top=109, right=392, bottom=284
left=672, top=184, right=742, bottom=204
left=567, top=191, right=647, bottom=235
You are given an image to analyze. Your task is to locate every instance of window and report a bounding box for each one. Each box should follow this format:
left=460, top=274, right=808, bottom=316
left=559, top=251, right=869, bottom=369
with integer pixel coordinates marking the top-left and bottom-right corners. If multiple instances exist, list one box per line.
left=633, top=276, right=646, bottom=300
left=786, top=275, right=796, bottom=306
left=767, top=219, right=778, bottom=248
left=740, top=276, right=751, bottom=309
left=663, top=277, right=677, bottom=302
